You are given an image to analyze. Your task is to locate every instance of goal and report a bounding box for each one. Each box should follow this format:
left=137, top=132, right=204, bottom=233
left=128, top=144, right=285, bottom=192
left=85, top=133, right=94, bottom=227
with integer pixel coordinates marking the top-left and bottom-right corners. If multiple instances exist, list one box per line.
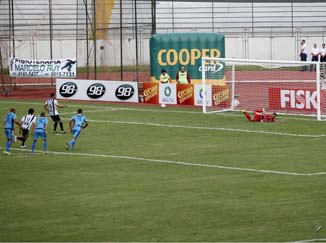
left=201, top=57, right=325, bottom=120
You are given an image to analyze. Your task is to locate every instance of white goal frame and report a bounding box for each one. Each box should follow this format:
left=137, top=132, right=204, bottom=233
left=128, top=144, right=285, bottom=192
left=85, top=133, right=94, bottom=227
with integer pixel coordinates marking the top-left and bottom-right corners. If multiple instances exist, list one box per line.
left=201, top=57, right=322, bottom=120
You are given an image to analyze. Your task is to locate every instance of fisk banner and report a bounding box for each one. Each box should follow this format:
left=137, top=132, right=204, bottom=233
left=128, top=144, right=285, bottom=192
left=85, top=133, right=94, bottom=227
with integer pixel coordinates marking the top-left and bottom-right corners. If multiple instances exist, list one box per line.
left=9, top=57, right=77, bottom=78
left=56, top=79, right=139, bottom=103
left=269, top=87, right=318, bottom=111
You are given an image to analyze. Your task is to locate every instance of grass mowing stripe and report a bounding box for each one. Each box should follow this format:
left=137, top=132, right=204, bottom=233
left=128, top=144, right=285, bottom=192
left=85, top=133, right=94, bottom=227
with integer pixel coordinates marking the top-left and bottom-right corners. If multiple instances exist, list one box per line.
left=1, top=100, right=321, bottom=122
left=3, top=147, right=326, bottom=177
left=62, top=118, right=326, bottom=138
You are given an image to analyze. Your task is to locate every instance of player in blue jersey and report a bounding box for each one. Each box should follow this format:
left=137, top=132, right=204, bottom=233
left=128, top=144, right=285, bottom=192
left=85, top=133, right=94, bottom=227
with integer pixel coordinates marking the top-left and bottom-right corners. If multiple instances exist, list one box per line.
left=31, top=112, right=48, bottom=154
left=66, top=108, right=88, bottom=151
left=3, top=108, right=21, bottom=155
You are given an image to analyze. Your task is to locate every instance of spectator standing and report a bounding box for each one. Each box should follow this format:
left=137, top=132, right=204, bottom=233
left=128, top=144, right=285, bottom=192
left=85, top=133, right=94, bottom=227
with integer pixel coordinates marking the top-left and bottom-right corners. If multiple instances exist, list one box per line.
left=320, top=43, right=326, bottom=74
left=320, top=43, right=326, bottom=62
left=159, top=69, right=172, bottom=83
left=300, top=40, right=308, bottom=71
left=310, top=43, right=320, bottom=71
left=176, top=65, right=191, bottom=84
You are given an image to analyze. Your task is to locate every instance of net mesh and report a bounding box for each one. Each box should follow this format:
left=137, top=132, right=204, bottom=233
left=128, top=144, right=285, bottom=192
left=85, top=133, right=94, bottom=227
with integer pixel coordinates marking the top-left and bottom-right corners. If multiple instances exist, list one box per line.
left=202, top=58, right=325, bottom=120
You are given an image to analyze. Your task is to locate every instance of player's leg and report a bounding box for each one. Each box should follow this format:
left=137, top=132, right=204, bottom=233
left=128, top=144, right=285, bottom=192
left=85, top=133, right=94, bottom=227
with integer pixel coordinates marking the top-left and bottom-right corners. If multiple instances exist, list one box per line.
left=21, top=129, right=29, bottom=148
left=51, top=115, right=58, bottom=133
left=31, top=131, right=40, bottom=153
left=54, top=115, right=65, bottom=133
left=4, top=129, right=13, bottom=154
left=41, top=132, right=48, bottom=154
left=241, top=110, right=252, bottom=121
left=67, top=128, right=81, bottom=150
left=58, top=116, right=65, bottom=133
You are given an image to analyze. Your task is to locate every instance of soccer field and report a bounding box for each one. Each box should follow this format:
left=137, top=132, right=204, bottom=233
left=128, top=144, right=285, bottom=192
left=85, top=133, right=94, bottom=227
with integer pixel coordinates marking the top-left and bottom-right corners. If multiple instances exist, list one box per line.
left=1, top=99, right=326, bottom=242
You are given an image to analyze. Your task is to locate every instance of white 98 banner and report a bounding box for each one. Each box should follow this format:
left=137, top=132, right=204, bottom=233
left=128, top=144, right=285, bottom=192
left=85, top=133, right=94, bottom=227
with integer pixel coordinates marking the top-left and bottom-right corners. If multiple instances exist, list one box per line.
left=9, top=57, right=77, bottom=78
left=56, top=79, right=139, bottom=103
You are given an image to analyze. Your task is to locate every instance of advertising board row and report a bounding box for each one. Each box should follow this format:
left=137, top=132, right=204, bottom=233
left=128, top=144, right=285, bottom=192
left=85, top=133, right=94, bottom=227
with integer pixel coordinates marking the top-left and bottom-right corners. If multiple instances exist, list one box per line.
left=143, top=83, right=230, bottom=107
left=56, top=79, right=139, bottom=102
left=56, top=79, right=231, bottom=107
left=56, top=79, right=320, bottom=112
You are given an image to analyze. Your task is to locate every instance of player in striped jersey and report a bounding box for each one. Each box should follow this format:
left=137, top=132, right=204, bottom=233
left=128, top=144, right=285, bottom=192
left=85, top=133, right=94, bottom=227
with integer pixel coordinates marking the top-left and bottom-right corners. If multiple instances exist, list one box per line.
left=44, top=93, right=67, bottom=134
left=66, top=108, right=88, bottom=151
left=17, top=108, right=36, bottom=148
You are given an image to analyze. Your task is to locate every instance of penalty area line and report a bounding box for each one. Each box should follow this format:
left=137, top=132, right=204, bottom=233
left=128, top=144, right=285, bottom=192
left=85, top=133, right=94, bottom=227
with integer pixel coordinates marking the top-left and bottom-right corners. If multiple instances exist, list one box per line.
left=5, top=147, right=326, bottom=177
left=84, top=119, right=326, bottom=138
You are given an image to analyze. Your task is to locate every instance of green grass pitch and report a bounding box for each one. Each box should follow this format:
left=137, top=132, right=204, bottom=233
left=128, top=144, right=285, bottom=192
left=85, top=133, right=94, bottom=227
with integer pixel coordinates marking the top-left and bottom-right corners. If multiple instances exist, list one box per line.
left=1, top=99, right=326, bottom=242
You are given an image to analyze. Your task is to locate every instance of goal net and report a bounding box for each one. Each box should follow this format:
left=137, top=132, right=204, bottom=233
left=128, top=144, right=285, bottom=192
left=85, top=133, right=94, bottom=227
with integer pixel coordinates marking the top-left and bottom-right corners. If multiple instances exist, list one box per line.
left=201, top=57, right=325, bottom=120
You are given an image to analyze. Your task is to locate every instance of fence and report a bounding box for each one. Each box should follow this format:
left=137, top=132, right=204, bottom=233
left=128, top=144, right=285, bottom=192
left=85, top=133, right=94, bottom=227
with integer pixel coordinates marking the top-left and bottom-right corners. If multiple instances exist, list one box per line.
left=1, top=0, right=326, bottom=90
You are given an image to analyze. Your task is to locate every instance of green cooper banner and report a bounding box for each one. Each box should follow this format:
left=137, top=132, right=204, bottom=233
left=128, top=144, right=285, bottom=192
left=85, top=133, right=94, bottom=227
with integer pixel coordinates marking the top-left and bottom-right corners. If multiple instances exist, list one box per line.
left=150, top=33, right=225, bottom=84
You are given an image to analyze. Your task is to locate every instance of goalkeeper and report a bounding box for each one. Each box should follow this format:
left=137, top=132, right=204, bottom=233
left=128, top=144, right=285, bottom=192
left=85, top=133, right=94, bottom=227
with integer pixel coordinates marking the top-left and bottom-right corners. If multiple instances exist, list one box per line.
left=241, top=109, right=277, bottom=122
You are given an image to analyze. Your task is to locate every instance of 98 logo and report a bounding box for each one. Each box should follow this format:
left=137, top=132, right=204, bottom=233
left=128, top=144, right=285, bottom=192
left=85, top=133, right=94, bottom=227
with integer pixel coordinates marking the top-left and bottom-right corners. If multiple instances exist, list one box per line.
left=87, top=83, right=106, bottom=99
left=115, top=84, right=135, bottom=100
left=59, top=82, right=78, bottom=97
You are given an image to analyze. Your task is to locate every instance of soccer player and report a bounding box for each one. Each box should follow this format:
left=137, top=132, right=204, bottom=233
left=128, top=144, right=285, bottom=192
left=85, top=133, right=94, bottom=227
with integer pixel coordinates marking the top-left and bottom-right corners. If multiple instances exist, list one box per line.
left=31, top=112, right=48, bottom=154
left=66, top=108, right=88, bottom=151
left=242, top=109, right=277, bottom=122
left=44, top=93, right=67, bottom=134
left=17, top=108, right=36, bottom=148
left=3, top=108, right=21, bottom=155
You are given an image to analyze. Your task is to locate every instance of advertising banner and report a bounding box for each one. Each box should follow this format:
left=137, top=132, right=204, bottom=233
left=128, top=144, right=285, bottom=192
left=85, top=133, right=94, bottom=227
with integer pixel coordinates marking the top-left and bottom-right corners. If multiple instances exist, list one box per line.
left=56, top=79, right=139, bottom=103
left=143, top=83, right=159, bottom=104
left=269, top=87, right=317, bottom=111
left=212, top=85, right=230, bottom=107
left=194, top=85, right=212, bottom=106
left=159, top=83, right=177, bottom=105
left=9, top=57, right=77, bottom=78
left=150, top=33, right=225, bottom=85
left=177, top=84, right=195, bottom=105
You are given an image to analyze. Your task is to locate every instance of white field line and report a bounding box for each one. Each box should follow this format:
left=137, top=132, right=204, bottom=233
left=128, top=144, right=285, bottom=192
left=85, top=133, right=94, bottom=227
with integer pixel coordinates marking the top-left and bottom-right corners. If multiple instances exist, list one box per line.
left=292, top=239, right=326, bottom=243
left=60, top=109, right=114, bottom=115
left=71, top=118, right=326, bottom=138
left=3, top=147, right=326, bottom=177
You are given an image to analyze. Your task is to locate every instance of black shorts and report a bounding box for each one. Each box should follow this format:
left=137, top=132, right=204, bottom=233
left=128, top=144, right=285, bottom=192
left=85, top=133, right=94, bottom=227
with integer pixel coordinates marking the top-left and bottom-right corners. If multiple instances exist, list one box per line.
left=51, top=115, right=61, bottom=122
left=21, top=128, right=29, bottom=139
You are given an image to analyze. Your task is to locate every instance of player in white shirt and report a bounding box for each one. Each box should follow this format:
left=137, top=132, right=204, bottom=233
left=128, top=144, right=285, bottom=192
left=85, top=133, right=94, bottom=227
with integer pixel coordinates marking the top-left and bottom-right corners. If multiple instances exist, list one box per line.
left=17, top=108, right=36, bottom=148
left=44, top=93, right=67, bottom=134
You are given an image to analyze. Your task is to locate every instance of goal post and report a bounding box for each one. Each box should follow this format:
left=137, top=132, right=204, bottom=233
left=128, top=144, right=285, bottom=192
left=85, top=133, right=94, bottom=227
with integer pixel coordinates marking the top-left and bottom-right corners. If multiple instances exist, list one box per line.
left=202, top=57, right=323, bottom=120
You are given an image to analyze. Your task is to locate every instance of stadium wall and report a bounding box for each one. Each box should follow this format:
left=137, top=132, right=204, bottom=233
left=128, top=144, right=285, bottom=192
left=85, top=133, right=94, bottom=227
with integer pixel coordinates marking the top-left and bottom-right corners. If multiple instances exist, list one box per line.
left=1, top=36, right=326, bottom=68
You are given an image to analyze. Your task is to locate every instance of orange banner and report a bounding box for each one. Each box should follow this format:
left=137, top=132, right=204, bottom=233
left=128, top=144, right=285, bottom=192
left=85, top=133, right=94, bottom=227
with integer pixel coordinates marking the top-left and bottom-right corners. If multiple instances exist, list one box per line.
left=143, top=83, right=159, bottom=104
left=212, top=85, right=230, bottom=107
left=177, top=84, right=194, bottom=105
